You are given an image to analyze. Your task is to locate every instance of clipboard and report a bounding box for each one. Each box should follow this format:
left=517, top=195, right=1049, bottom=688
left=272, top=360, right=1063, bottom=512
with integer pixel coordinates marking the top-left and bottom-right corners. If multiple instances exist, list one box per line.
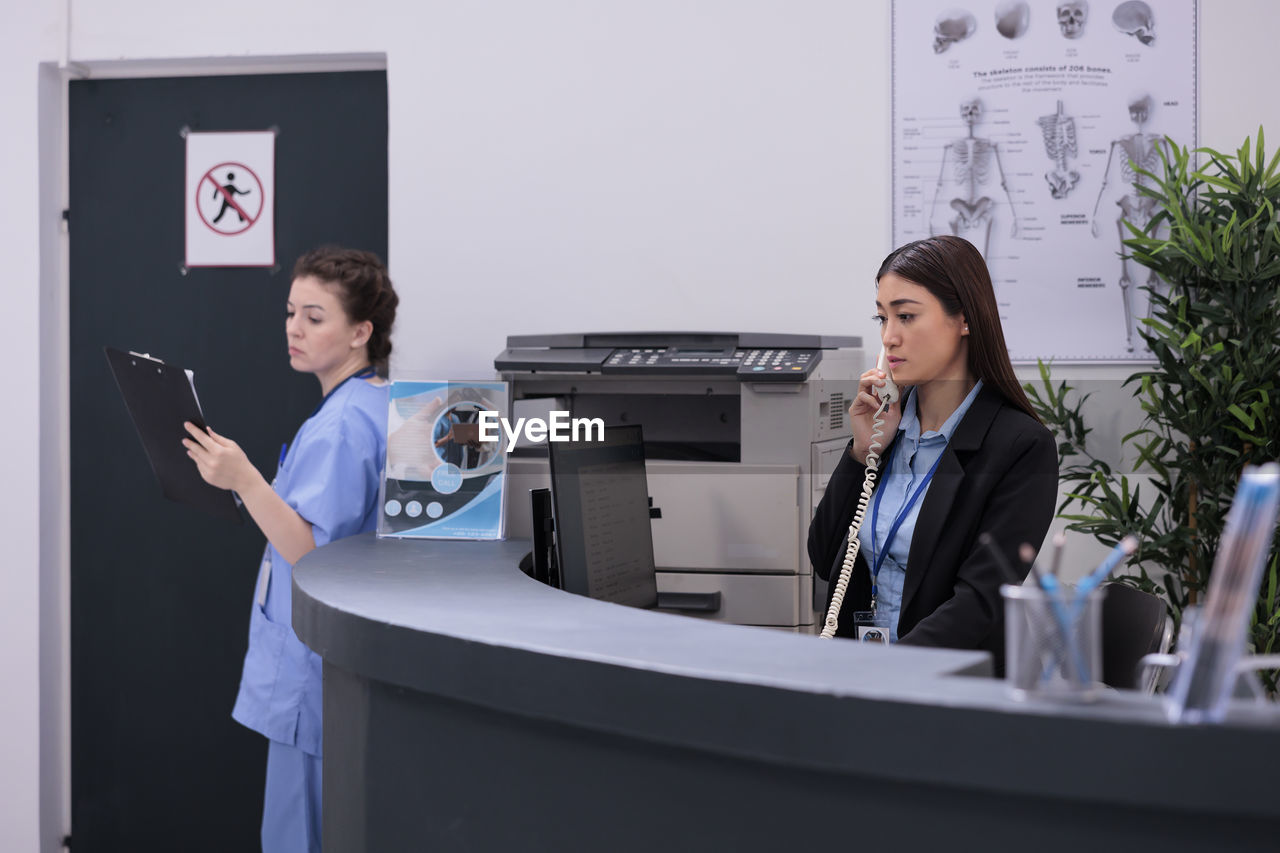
left=104, top=346, right=243, bottom=523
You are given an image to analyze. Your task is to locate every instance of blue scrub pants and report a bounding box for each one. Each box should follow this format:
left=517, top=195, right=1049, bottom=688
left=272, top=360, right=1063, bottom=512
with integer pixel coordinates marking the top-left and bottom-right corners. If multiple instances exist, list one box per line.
left=262, top=739, right=322, bottom=852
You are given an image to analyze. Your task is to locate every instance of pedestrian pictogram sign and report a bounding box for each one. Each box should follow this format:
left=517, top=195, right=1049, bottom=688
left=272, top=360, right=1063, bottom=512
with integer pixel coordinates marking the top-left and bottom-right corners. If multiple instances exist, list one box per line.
left=198, top=163, right=263, bottom=235
left=185, top=131, right=275, bottom=268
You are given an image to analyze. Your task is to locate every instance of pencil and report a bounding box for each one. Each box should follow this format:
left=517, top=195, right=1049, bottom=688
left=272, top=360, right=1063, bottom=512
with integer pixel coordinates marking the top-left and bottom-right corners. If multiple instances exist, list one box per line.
left=1048, top=530, right=1066, bottom=578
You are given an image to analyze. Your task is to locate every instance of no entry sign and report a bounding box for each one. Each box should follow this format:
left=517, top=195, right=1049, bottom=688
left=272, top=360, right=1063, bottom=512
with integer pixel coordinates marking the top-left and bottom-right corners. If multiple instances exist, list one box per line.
left=185, top=131, right=275, bottom=268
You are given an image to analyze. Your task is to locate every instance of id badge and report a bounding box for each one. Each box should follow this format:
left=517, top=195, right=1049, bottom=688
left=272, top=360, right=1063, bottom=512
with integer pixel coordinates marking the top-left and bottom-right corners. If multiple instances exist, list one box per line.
left=254, top=548, right=272, bottom=608
left=853, top=610, right=891, bottom=645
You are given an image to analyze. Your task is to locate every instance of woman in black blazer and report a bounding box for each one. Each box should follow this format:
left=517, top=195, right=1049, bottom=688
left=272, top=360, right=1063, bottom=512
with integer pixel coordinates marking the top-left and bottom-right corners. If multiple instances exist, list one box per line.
left=808, top=236, right=1058, bottom=671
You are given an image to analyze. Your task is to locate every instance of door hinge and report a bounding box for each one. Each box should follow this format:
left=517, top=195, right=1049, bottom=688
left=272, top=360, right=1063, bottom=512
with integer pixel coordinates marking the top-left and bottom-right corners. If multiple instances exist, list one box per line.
left=61, top=209, right=70, bottom=234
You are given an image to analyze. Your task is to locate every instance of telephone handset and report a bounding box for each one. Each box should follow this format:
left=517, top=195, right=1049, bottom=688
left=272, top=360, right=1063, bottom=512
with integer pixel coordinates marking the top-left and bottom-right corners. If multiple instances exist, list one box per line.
left=873, top=347, right=900, bottom=406
left=819, top=349, right=898, bottom=639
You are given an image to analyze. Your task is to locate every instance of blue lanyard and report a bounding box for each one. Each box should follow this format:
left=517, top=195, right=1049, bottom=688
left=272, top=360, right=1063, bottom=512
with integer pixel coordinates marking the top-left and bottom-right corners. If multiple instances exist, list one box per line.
left=279, top=366, right=377, bottom=469
left=868, top=437, right=946, bottom=605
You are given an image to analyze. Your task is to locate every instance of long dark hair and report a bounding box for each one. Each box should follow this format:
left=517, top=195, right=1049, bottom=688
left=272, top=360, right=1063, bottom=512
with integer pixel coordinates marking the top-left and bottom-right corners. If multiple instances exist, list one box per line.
left=875, top=236, right=1041, bottom=424
left=293, top=247, right=399, bottom=377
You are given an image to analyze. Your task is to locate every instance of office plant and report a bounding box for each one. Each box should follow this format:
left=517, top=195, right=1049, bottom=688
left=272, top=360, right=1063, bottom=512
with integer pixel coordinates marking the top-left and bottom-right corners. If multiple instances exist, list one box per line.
left=1025, top=129, right=1280, bottom=691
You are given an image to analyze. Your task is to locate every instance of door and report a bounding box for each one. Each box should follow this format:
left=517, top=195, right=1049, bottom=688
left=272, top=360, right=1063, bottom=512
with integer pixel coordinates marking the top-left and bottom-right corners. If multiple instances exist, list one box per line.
left=70, top=69, right=387, bottom=851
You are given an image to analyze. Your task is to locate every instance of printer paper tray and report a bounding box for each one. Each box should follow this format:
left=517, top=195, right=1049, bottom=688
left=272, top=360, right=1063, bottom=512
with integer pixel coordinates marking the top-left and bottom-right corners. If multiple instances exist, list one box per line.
left=645, top=461, right=801, bottom=574
left=656, top=571, right=812, bottom=628
left=502, top=457, right=803, bottom=575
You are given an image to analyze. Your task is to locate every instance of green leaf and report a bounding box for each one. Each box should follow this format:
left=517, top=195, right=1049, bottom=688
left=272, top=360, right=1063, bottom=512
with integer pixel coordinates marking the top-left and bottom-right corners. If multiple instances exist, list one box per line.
left=1200, top=174, right=1242, bottom=194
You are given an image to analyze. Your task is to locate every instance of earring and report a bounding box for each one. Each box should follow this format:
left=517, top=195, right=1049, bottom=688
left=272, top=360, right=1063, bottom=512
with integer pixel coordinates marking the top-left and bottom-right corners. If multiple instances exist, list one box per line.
left=963, top=325, right=969, bottom=333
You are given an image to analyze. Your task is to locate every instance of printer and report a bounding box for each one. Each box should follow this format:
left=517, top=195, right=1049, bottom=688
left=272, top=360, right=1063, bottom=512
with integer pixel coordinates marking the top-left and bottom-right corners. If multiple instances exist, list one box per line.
left=496, top=332, right=863, bottom=631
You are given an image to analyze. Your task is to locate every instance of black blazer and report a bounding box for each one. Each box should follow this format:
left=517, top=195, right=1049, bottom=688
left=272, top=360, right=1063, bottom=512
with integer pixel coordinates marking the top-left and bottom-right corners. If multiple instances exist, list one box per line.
left=808, top=383, right=1058, bottom=671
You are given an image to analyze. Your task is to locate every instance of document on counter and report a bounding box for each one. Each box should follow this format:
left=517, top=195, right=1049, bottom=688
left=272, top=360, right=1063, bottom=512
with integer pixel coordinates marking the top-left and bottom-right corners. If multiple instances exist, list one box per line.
left=104, top=346, right=242, bottom=523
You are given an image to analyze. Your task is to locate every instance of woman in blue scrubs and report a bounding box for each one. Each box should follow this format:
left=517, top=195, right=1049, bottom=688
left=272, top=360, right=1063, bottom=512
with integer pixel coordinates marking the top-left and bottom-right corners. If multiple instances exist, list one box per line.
left=183, top=247, right=399, bottom=852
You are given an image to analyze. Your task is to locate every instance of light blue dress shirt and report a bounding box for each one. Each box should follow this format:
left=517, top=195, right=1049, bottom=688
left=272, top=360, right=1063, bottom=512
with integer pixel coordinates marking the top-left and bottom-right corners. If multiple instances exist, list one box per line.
left=856, top=379, right=983, bottom=641
left=231, top=377, right=388, bottom=757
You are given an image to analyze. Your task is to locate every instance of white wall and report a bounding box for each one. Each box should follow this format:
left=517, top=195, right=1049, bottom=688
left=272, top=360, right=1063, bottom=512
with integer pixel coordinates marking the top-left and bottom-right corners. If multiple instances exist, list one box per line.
left=3, top=1, right=1279, bottom=848
left=62, top=0, right=891, bottom=377
left=381, top=1, right=891, bottom=377
left=1, top=0, right=62, bottom=850
left=1201, top=2, right=1280, bottom=151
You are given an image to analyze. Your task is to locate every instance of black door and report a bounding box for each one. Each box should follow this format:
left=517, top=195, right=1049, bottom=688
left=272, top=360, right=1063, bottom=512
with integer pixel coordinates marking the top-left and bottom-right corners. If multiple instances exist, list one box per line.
left=70, top=70, right=387, bottom=851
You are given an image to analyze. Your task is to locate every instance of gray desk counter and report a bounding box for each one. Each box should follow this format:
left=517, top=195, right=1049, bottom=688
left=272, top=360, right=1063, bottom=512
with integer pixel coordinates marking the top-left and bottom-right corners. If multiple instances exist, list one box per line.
left=294, top=534, right=1280, bottom=852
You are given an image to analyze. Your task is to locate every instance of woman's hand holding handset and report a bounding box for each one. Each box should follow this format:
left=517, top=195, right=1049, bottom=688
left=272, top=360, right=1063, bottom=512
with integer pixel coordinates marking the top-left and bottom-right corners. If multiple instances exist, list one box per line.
left=848, top=356, right=902, bottom=465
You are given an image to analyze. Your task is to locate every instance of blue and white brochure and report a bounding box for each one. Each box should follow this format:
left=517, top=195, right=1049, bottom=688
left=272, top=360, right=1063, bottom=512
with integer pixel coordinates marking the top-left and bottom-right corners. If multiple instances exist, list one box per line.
left=377, top=380, right=507, bottom=540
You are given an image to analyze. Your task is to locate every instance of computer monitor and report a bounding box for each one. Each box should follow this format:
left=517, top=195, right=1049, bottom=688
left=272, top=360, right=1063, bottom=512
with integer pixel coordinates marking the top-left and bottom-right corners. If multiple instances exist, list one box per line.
left=547, top=424, right=659, bottom=609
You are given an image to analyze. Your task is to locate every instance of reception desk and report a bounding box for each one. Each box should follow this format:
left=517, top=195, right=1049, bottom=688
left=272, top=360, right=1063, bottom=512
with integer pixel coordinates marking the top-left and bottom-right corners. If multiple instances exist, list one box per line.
left=293, top=534, right=1280, bottom=852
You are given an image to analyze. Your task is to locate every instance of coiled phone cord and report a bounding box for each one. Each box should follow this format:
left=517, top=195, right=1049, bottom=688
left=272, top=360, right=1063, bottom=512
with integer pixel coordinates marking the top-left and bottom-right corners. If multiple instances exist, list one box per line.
left=819, top=398, right=891, bottom=640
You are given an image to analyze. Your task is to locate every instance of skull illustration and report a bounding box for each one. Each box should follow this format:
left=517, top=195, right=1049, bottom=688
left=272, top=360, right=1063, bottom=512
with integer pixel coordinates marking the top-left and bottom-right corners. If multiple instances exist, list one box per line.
left=1056, top=0, right=1088, bottom=39
left=995, top=0, right=1030, bottom=39
left=1113, top=0, right=1155, bottom=46
left=1128, top=94, right=1153, bottom=127
left=959, top=98, right=983, bottom=127
left=933, top=9, right=977, bottom=54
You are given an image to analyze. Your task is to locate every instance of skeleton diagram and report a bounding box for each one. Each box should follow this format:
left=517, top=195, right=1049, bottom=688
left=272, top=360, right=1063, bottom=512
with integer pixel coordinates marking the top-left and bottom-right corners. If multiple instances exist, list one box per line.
left=1091, top=95, right=1167, bottom=353
left=929, top=98, right=1018, bottom=259
left=1037, top=101, right=1079, bottom=199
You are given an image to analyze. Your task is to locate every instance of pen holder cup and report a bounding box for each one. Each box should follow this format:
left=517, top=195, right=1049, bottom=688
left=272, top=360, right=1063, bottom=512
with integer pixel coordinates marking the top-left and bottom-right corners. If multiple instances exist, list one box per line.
left=1002, top=583, right=1106, bottom=702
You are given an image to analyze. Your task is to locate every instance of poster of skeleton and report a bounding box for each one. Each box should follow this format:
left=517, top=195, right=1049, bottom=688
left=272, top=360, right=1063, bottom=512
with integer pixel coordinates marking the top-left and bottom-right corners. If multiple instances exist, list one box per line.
left=892, top=0, right=1197, bottom=361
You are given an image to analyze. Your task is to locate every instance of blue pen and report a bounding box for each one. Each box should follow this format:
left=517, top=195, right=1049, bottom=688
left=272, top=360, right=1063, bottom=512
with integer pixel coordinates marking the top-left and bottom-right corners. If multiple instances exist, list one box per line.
left=1020, top=543, right=1090, bottom=684
left=278, top=442, right=288, bottom=468
left=1049, top=536, right=1138, bottom=684
left=1068, top=535, right=1138, bottom=633
left=1078, top=536, right=1139, bottom=594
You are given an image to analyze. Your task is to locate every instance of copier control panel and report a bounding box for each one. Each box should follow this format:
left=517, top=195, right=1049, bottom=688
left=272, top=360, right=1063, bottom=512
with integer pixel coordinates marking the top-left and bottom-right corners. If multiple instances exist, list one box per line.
left=601, top=346, right=819, bottom=379
left=495, top=334, right=845, bottom=382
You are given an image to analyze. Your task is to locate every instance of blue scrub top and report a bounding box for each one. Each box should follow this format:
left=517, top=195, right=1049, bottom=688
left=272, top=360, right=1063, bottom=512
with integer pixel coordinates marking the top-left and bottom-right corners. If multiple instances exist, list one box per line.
left=856, top=380, right=982, bottom=642
left=232, top=376, right=389, bottom=757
